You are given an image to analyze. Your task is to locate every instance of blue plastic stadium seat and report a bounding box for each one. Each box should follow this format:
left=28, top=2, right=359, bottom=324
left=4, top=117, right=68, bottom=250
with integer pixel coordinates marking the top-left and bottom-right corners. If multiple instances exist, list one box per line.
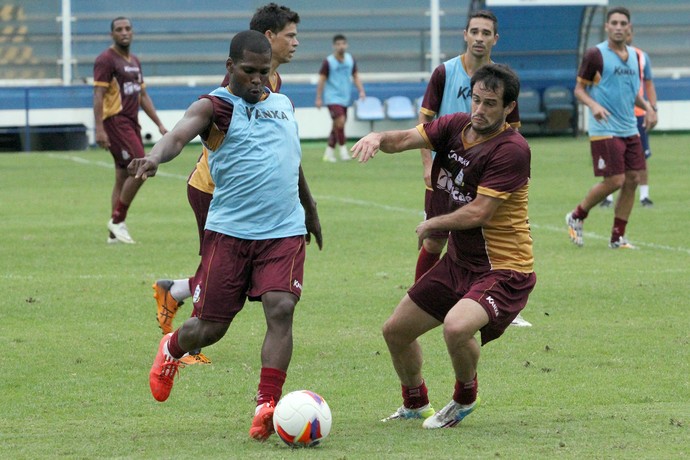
left=384, top=96, right=417, bottom=120
left=517, top=88, right=547, bottom=127
left=354, top=96, right=385, bottom=130
left=355, top=96, right=385, bottom=121
left=543, top=85, right=575, bottom=134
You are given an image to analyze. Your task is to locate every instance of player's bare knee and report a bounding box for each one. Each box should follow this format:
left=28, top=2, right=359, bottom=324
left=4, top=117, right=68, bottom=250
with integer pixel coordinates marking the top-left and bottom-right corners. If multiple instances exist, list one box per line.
left=264, top=295, right=296, bottom=324
left=382, top=318, right=411, bottom=348
left=606, top=175, right=625, bottom=190
left=442, top=321, right=474, bottom=346
left=382, top=319, right=396, bottom=345
left=625, top=170, right=641, bottom=186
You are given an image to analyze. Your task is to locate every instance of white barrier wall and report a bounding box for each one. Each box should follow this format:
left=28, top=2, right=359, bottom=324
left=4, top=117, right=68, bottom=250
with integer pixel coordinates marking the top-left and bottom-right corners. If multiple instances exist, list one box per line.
left=1, top=100, right=687, bottom=149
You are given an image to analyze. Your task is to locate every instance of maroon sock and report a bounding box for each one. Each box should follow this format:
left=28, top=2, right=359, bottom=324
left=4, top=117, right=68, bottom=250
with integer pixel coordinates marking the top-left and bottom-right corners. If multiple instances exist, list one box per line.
left=336, top=127, right=346, bottom=145
left=415, top=247, right=440, bottom=282
left=571, top=205, right=588, bottom=220
left=402, top=380, right=430, bottom=409
left=257, top=367, right=287, bottom=405
left=167, top=330, right=186, bottom=359
left=611, top=217, right=628, bottom=242
left=453, top=374, right=478, bottom=405
left=111, top=199, right=130, bottom=224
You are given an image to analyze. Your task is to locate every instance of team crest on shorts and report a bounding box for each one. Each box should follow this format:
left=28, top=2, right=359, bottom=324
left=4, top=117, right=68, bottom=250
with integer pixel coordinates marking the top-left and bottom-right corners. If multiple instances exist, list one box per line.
left=193, top=284, right=201, bottom=303
left=597, top=156, right=606, bottom=170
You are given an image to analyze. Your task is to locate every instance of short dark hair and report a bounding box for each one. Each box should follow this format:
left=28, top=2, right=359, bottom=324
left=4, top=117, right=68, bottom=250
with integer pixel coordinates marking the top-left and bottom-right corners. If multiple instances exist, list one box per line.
left=607, top=6, right=631, bottom=22
left=110, top=17, right=130, bottom=31
left=470, top=63, right=520, bottom=107
left=333, top=34, right=346, bottom=43
left=249, top=3, right=300, bottom=35
left=466, top=9, right=498, bottom=35
left=229, top=30, right=272, bottom=61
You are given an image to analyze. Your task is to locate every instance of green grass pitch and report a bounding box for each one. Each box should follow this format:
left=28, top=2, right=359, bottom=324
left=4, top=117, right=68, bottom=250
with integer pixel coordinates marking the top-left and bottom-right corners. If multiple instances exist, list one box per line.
left=0, top=133, right=688, bottom=458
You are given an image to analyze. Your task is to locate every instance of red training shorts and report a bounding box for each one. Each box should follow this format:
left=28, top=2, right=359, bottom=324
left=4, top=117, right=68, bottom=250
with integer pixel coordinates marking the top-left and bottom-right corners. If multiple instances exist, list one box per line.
left=408, top=255, right=536, bottom=344
left=191, top=231, right=306, bottom=323
left=103, top=115, right=144, bottom=169
left=327, top=104, right=347, bottom=120
left=590, top=135, right=645, bottom=177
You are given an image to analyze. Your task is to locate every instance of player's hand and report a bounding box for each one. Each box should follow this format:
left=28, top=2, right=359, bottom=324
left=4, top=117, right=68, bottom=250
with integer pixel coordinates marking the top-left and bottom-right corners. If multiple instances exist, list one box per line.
left=351, top=133, right=383, bottom=163
left=591, top=104, right=610, bottom=124
left=159, top=125, right=168, bottom=136
left=423, top=164, right=432, bottom=189
left=644, top=110, right=657, bottom=131
left=415, top=220, right=433, bottom=250
left=128, top=157, right=159, bottom=180
left=95, top=131, right=110, bottom=150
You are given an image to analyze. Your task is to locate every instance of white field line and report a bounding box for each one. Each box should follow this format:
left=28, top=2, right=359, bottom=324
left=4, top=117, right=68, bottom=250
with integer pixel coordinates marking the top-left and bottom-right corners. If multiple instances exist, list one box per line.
left=46, top=153, right=690, bottom=256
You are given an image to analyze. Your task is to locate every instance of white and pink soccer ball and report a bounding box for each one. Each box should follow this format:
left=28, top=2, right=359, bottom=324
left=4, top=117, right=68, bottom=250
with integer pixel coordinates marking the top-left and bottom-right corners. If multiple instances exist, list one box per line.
left=273, top=390, right=332, bottom=447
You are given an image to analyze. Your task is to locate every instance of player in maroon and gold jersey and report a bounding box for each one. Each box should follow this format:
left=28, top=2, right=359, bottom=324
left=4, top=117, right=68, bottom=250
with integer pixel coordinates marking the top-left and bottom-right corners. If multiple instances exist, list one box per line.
left=93, top=17, right=167, bottom=244
left=352, top=63, right=536, bottom=429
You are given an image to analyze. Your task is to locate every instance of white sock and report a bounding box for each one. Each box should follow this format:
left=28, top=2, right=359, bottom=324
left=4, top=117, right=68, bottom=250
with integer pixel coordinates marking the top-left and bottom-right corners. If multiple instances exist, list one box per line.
left=607, top=194, right=614, bottom=201
left=639, top=185, right=649, bottom=200
left=170, top=279, right=192, bottom=301
left=164, top=340, right=187, bottom=361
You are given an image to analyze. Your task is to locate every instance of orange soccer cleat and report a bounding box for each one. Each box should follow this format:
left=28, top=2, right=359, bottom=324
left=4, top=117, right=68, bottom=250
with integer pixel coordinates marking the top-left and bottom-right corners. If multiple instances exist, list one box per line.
left=249, top=401, right=276, bottom=441
left=149, top=333, right=181, bottom=402
left=152, top=280, right=183, bottom=335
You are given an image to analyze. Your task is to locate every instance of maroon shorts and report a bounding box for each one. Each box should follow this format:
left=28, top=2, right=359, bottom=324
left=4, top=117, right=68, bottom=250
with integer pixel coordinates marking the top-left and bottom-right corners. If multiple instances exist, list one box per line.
left=408, top=255, right=537, bottom=344
left=103, top=115, right=144, bottom=169
left=423, top=188, right=451, bottom=240
left=327, top=104, right=347, bottom=120
left=590, top=135, right=645, bottom=177
left=187, top=184, right=213, bottom=255
left=191, top=232, right=306, bottom=323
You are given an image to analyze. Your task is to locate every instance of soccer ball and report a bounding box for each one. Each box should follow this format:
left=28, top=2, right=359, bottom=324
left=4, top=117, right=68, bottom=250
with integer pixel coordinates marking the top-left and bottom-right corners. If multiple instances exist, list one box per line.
left=273, top=390, right=332, bottom=447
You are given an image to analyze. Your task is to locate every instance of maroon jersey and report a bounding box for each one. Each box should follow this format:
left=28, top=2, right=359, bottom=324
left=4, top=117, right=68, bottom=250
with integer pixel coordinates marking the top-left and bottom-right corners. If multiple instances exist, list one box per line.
left=419, top=112, right=533, bottom=273
left=93, top=48, right=145, bottom=122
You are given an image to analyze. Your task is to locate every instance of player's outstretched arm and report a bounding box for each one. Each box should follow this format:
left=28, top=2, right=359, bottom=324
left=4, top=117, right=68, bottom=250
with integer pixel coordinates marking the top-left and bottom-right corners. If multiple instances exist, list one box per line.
left=129, top=99, right=213, bottom=180
left=351, top=128, right=426, bottom=163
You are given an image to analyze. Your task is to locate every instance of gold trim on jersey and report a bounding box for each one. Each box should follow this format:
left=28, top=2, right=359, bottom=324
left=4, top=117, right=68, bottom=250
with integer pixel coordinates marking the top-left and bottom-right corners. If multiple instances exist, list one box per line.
left=102, top=76, right=123, bottom=120
left=205, top=123, right=225, bottom=152
left=479, top=182, right=533, bottom=272
left=188, top=147, right=215, bottom=194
